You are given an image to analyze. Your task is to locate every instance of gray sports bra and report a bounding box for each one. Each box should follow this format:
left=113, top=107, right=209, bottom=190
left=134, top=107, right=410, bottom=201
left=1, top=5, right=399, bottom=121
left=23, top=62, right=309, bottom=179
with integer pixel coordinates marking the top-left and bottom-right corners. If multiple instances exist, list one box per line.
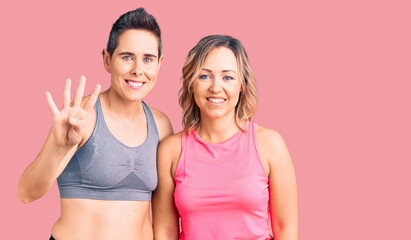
left=57, top=97, right=159, bottom=201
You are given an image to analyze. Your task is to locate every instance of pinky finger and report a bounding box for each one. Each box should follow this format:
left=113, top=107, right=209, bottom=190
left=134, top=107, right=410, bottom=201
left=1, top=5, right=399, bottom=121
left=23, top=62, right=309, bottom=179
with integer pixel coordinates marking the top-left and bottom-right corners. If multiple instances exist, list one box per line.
left=45, top=91, right=59, bottom=115
left=85, top=84, right=101, bottom=109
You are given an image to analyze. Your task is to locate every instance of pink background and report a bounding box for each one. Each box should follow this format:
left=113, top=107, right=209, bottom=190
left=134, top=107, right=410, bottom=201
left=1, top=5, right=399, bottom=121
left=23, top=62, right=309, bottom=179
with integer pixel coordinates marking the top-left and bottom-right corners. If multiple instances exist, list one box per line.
left=2, top=0, right=410, bottom=239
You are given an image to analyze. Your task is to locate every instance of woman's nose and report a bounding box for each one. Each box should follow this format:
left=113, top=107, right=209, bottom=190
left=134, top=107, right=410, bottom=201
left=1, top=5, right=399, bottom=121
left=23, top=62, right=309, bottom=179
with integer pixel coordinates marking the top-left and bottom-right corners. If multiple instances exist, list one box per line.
left=131, top=61, right=143, bottom=76
left=208, top=78, right=222, bottom=93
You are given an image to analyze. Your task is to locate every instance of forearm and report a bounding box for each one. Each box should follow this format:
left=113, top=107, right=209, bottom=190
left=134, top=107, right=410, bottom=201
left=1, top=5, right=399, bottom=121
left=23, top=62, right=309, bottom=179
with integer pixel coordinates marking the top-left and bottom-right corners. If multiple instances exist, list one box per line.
left=152, top=187, right=179, bottom=239
left=153, top=228, right=179, bottom=240
left=152, top=200, right=179, bottom=240
left=17, top=140, right=75, bottom=203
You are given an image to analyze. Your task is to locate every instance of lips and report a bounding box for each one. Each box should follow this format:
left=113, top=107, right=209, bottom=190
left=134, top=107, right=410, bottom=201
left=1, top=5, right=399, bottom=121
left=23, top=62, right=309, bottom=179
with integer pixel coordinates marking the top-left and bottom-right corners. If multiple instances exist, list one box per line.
left=125, top=79, right=145, bottom=89
left=206, top=97, right=226, bottom=104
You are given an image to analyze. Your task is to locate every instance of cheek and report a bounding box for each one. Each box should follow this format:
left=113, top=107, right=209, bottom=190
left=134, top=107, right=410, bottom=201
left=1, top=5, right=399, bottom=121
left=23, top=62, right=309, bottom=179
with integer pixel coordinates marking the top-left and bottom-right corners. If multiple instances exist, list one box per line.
left=192, top=85, right=206, bottom=105
left=229, top=84, right=242, bottom=96
left=193, top=83, right=207, bottom=97
left=112, top=62, right=131, bottom=75
left=144, top=65, right=160, bottom=78
left=192, top=88, right=201, bottom=104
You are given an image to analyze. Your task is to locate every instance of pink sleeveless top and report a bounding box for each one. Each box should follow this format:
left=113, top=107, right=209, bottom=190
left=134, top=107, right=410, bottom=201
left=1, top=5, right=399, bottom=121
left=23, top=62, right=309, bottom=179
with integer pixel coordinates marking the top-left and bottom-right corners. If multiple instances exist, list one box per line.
left=174, top=122, right=271, bottom=240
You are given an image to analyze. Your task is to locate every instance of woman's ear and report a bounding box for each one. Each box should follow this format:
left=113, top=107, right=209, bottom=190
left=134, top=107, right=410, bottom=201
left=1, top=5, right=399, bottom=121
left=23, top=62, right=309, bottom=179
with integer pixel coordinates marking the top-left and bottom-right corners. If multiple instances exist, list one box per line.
left=102, top=48, right=111, bottom=73
left=157, top=55, right=164, bottom=71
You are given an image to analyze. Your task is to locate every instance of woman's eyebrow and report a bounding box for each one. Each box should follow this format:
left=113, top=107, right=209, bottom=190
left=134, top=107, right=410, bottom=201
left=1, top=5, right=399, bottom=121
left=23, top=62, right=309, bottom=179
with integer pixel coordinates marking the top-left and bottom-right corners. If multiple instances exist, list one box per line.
left=118, top=51, right=135, bottom=56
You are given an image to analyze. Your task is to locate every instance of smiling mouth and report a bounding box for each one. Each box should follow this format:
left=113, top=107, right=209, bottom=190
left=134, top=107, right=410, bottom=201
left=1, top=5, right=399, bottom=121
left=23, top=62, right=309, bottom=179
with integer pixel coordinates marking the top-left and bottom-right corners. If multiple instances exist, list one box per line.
left=207, top=97, right=226, bottom=104
left=125, top=80, right=145, bottom=89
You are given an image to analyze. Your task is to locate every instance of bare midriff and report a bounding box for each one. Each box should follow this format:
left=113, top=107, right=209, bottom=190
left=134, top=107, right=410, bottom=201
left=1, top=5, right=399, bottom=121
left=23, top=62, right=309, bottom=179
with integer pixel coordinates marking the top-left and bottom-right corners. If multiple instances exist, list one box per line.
left=51, top=199, right=152, bottom=240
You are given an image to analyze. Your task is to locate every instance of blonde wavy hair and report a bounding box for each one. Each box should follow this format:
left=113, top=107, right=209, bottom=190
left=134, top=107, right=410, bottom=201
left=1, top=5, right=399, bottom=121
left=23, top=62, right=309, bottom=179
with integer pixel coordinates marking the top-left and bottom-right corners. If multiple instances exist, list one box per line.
left=179, top=35, right=258, bottom=133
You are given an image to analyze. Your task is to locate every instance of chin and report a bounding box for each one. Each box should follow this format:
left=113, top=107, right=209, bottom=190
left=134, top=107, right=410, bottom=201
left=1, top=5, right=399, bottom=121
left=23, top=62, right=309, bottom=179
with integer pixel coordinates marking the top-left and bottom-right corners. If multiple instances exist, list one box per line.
left=202, top=110, right=229, bottom=120
left=123, top=92, right=145, bottom=102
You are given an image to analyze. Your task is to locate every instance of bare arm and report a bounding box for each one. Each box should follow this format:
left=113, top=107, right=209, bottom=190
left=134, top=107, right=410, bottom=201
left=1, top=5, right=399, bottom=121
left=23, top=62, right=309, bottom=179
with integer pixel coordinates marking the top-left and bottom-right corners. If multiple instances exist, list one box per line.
left=17, top=130, right=77, bottom=203
left=17, top=77, right=101, bottom=203
left=257, top=126, right=299, bottom=240
left=153, top=133, right=181, bottom=240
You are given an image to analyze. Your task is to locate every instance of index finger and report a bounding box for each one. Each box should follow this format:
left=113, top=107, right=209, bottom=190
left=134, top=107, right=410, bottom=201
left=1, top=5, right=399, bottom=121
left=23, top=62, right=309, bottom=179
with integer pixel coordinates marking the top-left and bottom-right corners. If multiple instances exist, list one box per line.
left=45, top=91, right=59, bottom=115
left=62, top=79, right=71, bottom=109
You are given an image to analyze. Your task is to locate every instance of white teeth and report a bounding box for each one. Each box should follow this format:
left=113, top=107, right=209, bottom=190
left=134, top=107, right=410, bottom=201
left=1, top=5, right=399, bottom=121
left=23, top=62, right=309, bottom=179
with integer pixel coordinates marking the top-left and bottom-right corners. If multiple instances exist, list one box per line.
left=208, top=98, right=225, bottom=103
left=127, top=81, right=143, bottom=87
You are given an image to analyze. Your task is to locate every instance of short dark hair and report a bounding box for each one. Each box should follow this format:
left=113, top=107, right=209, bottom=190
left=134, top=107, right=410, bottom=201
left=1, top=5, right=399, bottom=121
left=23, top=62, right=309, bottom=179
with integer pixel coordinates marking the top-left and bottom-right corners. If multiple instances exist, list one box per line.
left=106, top=8, right=162, bottom=57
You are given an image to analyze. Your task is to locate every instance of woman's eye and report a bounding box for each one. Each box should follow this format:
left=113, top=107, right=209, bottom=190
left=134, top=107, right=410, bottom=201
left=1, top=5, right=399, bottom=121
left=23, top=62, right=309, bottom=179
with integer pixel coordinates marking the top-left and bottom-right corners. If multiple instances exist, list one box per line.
left=199, top=75, right=211, bottom=80
left=123, top=56, right=132, bottom=61
left=224, top=76, right=234, bottom=80
left=144, top=58, right=152, bottom=63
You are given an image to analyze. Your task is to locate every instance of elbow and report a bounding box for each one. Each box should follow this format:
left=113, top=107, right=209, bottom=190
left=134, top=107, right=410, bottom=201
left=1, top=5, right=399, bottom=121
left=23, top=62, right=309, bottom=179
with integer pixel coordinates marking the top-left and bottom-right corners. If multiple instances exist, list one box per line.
left=273, top=225, right=299, bottom=240
left=17, top=184, right=38, bottom=204
left=17, top=190, right=33, bottom=204
left=19, top=197, right=33, bottom=204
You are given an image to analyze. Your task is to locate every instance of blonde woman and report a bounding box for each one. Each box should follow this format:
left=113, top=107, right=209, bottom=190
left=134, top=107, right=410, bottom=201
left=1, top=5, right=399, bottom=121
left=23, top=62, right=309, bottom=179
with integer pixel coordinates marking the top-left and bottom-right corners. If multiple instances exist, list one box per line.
left=153, top=35, right=299, bottom=240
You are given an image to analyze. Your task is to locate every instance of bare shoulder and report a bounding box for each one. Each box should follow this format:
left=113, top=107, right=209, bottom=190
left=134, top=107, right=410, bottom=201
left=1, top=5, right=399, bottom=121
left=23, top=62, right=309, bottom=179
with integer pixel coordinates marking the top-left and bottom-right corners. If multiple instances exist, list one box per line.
left=158, top=132, right=183, bottom=176
left=158, top=132, right=183, bottom=157
left=147, top=105, right=173, bottom=141
left=256, top=124, right=290, bottom=168
left=256, top=124, right=286, bottom=148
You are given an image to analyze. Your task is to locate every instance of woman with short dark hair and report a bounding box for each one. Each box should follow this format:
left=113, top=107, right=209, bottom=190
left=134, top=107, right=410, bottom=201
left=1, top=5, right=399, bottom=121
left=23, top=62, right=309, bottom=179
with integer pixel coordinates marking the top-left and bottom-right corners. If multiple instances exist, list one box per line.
left=18, top=8, right=173, bottom=240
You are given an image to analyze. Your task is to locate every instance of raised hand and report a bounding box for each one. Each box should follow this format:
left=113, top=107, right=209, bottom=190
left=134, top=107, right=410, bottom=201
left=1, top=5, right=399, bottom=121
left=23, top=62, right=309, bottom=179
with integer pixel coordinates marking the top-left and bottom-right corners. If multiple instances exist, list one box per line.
left=45, top=76, right=101, bottom=147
